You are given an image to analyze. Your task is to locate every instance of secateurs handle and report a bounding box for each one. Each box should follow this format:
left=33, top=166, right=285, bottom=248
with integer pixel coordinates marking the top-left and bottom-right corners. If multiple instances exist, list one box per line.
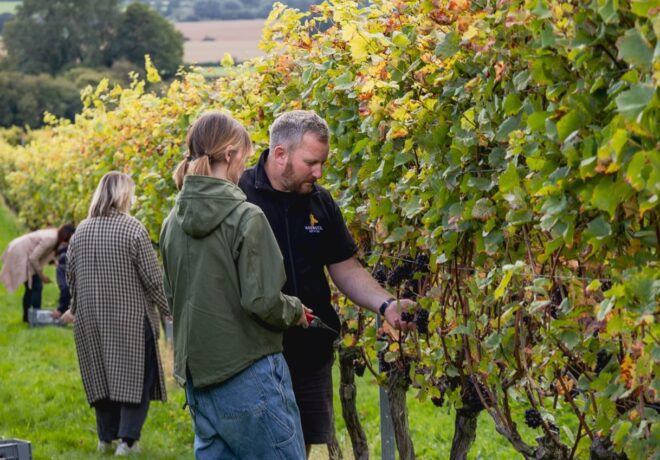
left=303, top=310, right=338, bottom=334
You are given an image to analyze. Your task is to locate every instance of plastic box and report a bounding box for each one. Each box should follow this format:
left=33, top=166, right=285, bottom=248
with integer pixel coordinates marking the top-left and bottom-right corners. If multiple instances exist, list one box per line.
left=27, top=308, right=64, bottom=328
left=0, top=439, right=32, bottom=460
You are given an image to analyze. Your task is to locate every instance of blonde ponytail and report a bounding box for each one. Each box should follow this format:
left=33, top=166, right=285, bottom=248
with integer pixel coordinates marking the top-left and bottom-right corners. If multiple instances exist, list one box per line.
left=173, top=111, right=252, bottom=189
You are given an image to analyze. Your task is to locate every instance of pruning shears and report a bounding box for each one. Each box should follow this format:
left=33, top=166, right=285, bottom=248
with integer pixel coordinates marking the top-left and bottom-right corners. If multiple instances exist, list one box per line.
left=304, top=310, right=338, bottom=335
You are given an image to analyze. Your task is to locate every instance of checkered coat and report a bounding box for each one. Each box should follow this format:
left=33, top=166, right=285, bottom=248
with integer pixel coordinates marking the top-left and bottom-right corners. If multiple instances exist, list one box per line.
left=67, top=210, right=169, bottom=405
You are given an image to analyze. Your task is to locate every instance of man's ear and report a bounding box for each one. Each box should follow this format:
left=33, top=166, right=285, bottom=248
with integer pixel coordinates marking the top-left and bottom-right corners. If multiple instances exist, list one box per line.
left=271, top=145, right=288, bottom=165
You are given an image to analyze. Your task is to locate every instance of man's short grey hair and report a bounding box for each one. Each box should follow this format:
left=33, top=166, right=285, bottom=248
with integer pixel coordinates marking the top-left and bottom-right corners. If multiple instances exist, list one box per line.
left=269, top=110, right=329, bottom=152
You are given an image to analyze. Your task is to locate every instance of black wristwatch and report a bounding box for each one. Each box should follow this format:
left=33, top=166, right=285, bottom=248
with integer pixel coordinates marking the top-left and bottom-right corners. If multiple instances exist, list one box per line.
left=379, top=298, right=396, bottom=316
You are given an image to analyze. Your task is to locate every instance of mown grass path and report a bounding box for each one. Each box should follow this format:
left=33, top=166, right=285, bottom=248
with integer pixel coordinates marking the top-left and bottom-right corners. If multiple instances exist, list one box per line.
left=0, top=201, right=526, bottom=459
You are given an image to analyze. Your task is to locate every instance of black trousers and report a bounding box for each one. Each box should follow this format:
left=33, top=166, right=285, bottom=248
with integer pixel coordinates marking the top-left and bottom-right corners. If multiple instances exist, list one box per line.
left=22, top=274, right=43, bottom=322
left=94, top=319, right=157, bottom=442
left=56, top=282, right=71, bottom=314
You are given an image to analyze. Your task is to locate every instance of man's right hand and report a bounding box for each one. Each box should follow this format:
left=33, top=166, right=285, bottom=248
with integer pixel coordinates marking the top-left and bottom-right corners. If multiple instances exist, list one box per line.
left=384, top=299, right=416, bottom=332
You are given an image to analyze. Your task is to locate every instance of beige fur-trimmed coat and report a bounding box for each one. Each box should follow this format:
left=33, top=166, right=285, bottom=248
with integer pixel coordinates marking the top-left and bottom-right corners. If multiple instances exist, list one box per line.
left=0, top=228, right=57, bottom=293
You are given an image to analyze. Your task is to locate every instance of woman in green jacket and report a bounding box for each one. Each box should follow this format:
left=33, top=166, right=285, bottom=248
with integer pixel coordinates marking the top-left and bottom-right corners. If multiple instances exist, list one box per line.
left=160, top=111, right=308, bottom=459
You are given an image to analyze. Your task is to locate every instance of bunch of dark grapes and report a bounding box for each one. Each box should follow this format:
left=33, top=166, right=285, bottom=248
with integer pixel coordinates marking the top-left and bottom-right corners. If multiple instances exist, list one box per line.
left=550, top=284, right=566, bottom=305
left=601, top=280, right=612, bottom=292
left=377, top=349, right=392, bottom=374
left=415, top=308, right=430, bottom=335
left=595, top=350, right=611, bottom=375
left=524, top=409, right=543, bottom=428
left=360, top=240, right=372, bottom=257
left=401, top=311, right=415, bottom=323
left=462, top=377, right=490, bottom=413
left=414, top=253, right=430, bottom=274
left=402, top=359, right=413, bottom=388
left=548, top=284, right=567, bottom=319
left=353, top=358, right=366, bottom=377
left=386, top=260, right=413, bottom=287
left=401, top=282, right=416, bottom=300
left=373, top=263, right=387, bottom=286
left=431, top=395, right=444, bottom=407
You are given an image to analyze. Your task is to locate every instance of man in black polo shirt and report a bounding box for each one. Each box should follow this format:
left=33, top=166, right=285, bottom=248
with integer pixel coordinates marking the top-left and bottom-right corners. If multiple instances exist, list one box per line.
left=239, top=110, right=415, bottom=455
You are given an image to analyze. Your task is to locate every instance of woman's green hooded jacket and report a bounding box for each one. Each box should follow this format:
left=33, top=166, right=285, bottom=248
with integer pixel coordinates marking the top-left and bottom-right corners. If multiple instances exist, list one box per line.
left=160, top=175, right=302, bottom=388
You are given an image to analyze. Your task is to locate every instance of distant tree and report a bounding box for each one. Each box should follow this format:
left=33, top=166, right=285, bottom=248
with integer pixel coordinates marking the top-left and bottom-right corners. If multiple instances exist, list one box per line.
left=2, top=0, right=121, bottom=74
left=0, top=64, right=142, bottom=129
left=0, top=72, right=81, bottom=127
left=111, top=3, right=184, bottom=77
left=193, top=0, right=223, bottom=20
left=0, top=12, right=12, bottom=34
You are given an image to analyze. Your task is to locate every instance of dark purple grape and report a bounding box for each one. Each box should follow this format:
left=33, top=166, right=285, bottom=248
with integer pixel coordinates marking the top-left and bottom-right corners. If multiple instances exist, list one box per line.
left=595, top=350, right=611, bottom=375
left=431, top=396, right=444, bottom=407
left=401, top=311, right=415, bottom=322
left=373, top=263, right=387, bottom=286
left=360, top=240, right=372, bottom=257
left=377, top=349, right=391, bottom=374
left=414, top=253, right=430, bottom=274
left=353, top=359, right=366, bottom=377
left=548, top=284, right=567, bottom=319
left=401, top=282, right=416, bottom=299
left=524, top=409, right=543, bottom=428
left=415, top=308, right=430, bottom=334
left=462, top=377, right=489, bottom=413
left=550, top=284, right=566, bottom=305
left=386, top=260, right=413, bottom=287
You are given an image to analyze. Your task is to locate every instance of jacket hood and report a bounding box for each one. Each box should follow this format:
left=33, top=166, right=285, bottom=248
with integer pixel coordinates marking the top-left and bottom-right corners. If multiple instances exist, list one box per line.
left=176, top=175, right=246, bottom=238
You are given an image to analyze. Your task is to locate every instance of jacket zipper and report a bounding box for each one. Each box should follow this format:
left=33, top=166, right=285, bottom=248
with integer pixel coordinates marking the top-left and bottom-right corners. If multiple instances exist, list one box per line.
left=283, top=203, right=299, bottom=296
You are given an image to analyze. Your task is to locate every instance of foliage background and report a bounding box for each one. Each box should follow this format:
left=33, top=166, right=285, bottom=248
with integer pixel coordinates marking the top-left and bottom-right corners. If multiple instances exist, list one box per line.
left=0, top=0, right=657, bottom=458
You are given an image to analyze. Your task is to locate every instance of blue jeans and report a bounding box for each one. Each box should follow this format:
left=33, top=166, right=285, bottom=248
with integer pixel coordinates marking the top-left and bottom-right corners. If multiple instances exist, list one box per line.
left=185, top=353, right=306, bottom=460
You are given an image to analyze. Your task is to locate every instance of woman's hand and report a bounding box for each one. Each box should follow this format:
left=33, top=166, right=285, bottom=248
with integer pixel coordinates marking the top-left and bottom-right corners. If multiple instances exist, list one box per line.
left=61, top=310, right=74, bottom=324
left=298, top=306, right=312, bottom=328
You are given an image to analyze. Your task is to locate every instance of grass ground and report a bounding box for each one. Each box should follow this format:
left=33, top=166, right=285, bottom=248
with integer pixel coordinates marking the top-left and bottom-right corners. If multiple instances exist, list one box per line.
left=0, top=200, right=538, bottom=459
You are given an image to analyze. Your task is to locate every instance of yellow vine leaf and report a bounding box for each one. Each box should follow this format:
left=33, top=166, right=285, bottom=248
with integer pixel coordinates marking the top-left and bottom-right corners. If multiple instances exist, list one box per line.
left=144, top=55, right=161, bottom=83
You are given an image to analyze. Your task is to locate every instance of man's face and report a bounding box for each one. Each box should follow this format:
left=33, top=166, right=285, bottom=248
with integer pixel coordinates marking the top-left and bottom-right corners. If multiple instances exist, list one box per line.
left=280, top=133, right=329, bottom=194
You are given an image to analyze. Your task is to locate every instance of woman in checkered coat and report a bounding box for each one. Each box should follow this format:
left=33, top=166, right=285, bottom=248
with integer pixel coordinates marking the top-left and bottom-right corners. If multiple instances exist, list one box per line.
left=66, top=171, right=170, bottom=456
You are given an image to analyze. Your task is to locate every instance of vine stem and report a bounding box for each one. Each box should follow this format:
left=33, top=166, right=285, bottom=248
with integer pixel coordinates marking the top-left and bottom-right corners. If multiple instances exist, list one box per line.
left=556, top=369, right=595, bottom=441
left=522, top=225, right=536, bottom=273
left=568, top=419, right=583, bottom=460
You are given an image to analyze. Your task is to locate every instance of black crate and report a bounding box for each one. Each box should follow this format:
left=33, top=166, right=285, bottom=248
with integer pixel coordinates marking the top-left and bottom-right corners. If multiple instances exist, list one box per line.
left=0, top=439, right=32, bottom=460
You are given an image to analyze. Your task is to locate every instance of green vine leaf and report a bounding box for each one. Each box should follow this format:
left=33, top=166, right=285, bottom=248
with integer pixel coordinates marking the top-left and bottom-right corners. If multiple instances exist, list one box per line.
left=615, top=84, right=655, bottom=121
left=616, top=28, right=653, bottom=71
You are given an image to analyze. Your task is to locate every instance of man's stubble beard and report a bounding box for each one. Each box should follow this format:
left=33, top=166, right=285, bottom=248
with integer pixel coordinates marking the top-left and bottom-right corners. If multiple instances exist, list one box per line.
left=282, top=159, right=313, bottom=194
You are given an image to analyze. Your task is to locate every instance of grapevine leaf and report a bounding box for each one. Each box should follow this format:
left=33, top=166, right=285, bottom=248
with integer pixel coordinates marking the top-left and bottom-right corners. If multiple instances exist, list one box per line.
left=616, top=28, right=653, bottom=71
left=615, top=84, right=654, bottom=121
left=557, top=110, right=585, bottom=142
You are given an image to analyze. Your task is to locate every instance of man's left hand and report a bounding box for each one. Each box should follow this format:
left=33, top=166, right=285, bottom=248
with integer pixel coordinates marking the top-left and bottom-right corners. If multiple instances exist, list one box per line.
left=384, top=299, right=416, bottom=332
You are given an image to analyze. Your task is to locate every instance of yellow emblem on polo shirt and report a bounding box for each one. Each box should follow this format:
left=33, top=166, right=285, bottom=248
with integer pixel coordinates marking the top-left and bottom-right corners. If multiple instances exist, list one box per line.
left=305, top=213, right=323, bottom=233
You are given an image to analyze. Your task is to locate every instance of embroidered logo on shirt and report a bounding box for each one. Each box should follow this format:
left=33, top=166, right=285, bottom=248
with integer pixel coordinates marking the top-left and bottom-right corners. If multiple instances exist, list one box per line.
left=305, top=213, right=323, bottom=233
